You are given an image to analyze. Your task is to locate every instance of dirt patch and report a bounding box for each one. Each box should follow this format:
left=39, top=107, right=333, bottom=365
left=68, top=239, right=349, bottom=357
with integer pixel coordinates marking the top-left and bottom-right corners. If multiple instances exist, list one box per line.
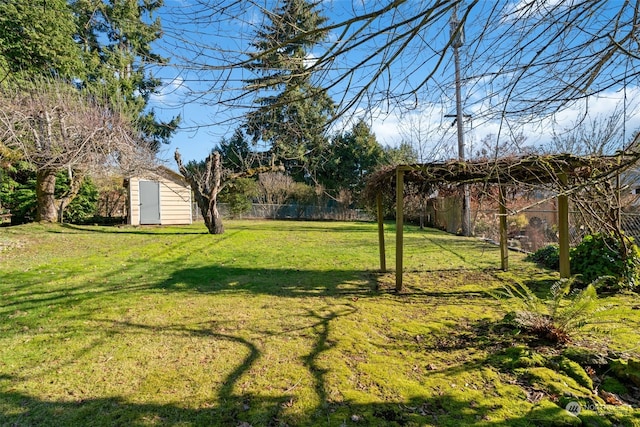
left=0, top=236, right=24, bottom=253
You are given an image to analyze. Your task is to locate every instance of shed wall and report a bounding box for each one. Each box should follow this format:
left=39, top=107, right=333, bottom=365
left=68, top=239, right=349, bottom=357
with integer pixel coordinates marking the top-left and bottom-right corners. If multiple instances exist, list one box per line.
left=159, top=177, right=192, bottom=225
left=129, top=177, right=141, bottom=225
left=128, top=172, right=192, bottom=226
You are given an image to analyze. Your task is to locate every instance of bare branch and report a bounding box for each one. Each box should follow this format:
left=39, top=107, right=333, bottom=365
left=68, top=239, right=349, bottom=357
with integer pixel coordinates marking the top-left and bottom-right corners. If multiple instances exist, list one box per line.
left=0, top=79, right=154, bottom=221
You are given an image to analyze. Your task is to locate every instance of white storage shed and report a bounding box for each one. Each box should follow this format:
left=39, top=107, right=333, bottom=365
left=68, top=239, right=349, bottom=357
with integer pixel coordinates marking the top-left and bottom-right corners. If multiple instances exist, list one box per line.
left=127, top=167, right=192, bottom=226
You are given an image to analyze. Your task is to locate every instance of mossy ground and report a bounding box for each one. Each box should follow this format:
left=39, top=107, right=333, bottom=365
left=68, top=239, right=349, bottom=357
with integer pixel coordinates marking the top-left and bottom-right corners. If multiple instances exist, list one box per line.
left=0, top=221, right=638, bottom=426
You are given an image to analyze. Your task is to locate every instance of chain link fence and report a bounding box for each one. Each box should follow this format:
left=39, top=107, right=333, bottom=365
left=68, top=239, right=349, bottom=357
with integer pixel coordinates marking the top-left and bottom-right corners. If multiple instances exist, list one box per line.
left=473, top=208, right=640, bottom=253
left=621, top=213, right=640, bottom=242
left=194, top=202, right=374, bottom=222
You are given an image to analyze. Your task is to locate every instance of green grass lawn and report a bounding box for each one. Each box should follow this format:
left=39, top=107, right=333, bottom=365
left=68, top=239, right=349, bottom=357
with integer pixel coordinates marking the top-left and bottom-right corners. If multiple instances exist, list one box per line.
left=0, top=220, right=638, bottom=426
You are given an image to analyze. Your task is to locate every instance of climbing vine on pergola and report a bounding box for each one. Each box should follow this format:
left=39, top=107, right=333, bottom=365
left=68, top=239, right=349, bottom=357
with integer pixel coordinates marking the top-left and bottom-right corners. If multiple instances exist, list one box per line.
left=364, top=152, right=640, bottom=291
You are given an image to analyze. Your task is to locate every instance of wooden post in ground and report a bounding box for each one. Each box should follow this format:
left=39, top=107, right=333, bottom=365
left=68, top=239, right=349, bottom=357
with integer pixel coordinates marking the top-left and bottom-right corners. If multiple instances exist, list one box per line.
left=376, top=193, right=386, bottom=273
left=498, top=185, right=508, bottom=271
left=558, top=173, right=570, bottom=278
left=396, top=167, right=405, bottom=292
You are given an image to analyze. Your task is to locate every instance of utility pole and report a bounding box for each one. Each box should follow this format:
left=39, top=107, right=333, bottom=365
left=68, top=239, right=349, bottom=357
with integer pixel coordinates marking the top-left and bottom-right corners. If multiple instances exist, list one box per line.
left=451, top=4, right=472, bottom=236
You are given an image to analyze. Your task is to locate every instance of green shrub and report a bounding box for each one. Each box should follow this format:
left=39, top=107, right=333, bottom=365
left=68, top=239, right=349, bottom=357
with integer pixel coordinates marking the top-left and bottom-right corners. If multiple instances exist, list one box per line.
left=219, top=177, right=259, bottom=218
left=0, top=161, right=36, bottom=224
left=526, top=244, right=560, bottom=270
left=56, top=175, right=98, bottom=223
left=570, top=233, right=640, bottom=291
left=508, top=213, right=528, bottom=235
left=1, top=163, right=99, bottom=224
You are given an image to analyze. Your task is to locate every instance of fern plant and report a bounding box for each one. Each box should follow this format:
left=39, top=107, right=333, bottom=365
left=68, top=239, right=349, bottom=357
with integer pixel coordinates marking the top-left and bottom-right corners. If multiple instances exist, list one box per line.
left=495, top=278, right=603, bottom=345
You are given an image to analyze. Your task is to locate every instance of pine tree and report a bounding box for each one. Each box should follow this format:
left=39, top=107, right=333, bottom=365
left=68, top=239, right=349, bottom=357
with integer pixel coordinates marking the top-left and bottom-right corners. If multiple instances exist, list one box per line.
left=319, top=120, right=385, bottom=202
left=218, top=128, right=254, bottom=173
left=244, top=0, right=334, bottom=180
left=0, top=0, right=177, bottom=222
left=0, top=0, right=83, bottom=79
left=71, top=0, right=179, bottom=150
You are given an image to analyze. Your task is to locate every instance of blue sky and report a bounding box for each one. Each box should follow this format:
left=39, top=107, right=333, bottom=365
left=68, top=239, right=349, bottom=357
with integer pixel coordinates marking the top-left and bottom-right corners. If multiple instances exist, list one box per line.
left=148, top=0, right=640, bottom=167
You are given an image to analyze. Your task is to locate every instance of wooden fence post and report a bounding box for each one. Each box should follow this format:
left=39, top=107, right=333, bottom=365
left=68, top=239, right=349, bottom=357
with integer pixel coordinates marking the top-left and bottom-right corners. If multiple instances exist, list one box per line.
left=377, top=193, right=386, bottom=273
left=396, top=167, right=405, bottom=292
left=498, top=185, right=508, bottom=271
left=558, top=173, right=570, bottom=278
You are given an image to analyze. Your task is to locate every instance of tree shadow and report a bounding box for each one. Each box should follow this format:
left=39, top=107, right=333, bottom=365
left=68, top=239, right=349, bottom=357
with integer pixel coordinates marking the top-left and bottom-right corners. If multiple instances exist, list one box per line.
left=55, top=223, right=211, bottom=235
left=0, top=306, right=357, bottom=426
left=5, top=223, right=628, bottom=425
left=0, top=381, right=597, bottom=426
left=157, top=264, right=380, bottom=298
left=364, top=316, right=640, bottom=425
left=55, top=221, right=378, bottom=236
left=3, top=307, right=638, bottom=426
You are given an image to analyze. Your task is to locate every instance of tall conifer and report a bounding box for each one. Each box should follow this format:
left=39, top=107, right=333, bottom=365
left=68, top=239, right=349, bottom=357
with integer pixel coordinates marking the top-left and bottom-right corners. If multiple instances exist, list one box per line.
left=244, top=0, right=334, bottom=180
left=71, top=0, right=179, bottom=150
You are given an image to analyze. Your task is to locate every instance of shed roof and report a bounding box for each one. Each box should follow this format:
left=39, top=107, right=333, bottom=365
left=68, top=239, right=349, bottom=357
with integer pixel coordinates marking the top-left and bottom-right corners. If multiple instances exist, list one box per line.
left=125, top=166, right=190, bottom=188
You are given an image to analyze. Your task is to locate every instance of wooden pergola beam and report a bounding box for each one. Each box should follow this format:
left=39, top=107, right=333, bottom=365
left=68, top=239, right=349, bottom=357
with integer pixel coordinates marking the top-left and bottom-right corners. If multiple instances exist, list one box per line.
left=371, top=154, right=635, bottom=291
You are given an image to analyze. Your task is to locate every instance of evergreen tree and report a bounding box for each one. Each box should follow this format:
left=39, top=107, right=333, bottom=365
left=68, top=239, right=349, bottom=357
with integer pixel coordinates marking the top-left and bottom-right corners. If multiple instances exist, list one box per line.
left=71, top=0, right=179, bottom=150
left=219, top=177, right=259, bottom=218
left=319, top=120, right=385, bottom=202
left=244, top=0, right=334, bottom=179
left=0, top=0, right=83, bottom=79
left=384, top=142, right=419, bottom=166
left=0, top=0, right=178, bottom=223
left=218, top=128, right=254, bottom=173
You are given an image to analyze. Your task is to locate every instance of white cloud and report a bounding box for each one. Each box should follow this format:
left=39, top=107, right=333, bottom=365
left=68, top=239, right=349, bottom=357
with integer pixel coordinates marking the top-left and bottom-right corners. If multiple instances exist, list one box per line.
left=357, top=86, right=640, bottom=161
left=149, top=76, right=186, bottom=105
left=304, top=53, right=319, bottom=69
left=503, top=0, right=569, bottom=22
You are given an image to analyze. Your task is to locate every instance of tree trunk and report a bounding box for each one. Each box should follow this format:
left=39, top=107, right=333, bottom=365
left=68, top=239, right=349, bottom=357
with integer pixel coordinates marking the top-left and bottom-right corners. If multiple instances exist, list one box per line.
left=175, top=148, right=281, bottom=235
left=176, top=149, right=225, bottom=235
left=208, top=198, right=225, bottom=234
left=36, top=169, right=58, bottom=222
left=194, top=192, right=225, bottom=235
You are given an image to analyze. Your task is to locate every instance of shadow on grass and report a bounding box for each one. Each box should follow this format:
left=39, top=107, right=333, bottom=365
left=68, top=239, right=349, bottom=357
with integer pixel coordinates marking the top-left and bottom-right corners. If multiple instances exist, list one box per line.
left=157, top=265, right=380, bottom=298
left=364, top=316, right=640, bottom=426
left=4, top=306, right=636, bottom=425
left=54, top=223, right=210, bottom=235
left=1, top=265, right=503, bottom=324
left=93, top=308, right=361, bottom=426
left=0, top=381, right=590, bottom=426
left=55, top=221, right=377, bottom=236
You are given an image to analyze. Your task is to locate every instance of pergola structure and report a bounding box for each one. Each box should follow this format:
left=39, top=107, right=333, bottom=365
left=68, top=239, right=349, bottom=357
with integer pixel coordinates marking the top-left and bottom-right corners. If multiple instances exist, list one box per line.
left=366, top=153, right=640, bottom=291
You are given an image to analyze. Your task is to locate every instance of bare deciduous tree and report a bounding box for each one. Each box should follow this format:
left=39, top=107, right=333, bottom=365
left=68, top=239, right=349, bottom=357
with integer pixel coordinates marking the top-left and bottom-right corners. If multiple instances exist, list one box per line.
left=547, top=107, right=628, bottom=156
left=176, top=150, right=284, bottom=234
left=159, top=1, right=640, bottom=246
left=175, top=149, right=225, bottom=234
left=257, top=172, right=294, bottom=205
left=0, top=80, right=153, bottom=222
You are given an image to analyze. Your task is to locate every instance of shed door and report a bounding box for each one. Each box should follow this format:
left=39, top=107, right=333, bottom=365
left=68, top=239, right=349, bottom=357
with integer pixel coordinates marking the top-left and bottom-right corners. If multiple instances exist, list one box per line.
left=139, top=181, right=161, bottom=224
